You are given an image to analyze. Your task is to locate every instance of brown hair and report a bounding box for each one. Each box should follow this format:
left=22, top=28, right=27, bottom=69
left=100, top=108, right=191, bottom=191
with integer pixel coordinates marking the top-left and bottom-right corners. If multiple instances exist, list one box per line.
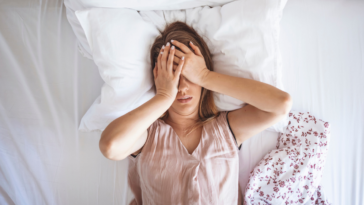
left=150, top=21, right=221, bottom=137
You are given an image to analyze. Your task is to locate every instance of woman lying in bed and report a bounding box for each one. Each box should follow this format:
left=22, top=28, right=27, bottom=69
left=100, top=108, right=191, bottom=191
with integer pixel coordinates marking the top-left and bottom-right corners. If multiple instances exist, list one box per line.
left=99, top=21, right=292, bottom=204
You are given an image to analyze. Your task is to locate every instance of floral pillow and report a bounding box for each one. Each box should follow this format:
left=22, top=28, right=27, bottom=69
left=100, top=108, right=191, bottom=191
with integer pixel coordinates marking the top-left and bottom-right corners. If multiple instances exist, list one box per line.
left=244, top=110, right=332, bottom=205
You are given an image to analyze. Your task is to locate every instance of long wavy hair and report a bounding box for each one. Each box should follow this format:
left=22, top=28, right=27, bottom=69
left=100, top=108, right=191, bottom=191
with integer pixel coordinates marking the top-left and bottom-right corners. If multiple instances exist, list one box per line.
left=150, top=21, right=221, bottom=137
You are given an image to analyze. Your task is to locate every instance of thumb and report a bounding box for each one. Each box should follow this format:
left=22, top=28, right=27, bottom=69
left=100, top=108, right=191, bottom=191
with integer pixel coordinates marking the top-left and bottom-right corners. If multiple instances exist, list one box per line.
left=153, top=62, right=158, bottom=79
left=190, top=41, right=202, bottom=56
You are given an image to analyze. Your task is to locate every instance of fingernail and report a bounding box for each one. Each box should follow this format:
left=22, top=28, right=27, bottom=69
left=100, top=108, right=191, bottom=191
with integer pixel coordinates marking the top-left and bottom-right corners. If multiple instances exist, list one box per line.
left=182, top=56, right=185, bottom=60
left=160, top=51, right=163, bottom=55
left=171, top=40, right=174, bottom=43
left=190, top=41, right=193, bottom=45
left=166, top=42, right=170, bottom=46
left=162, top=45, right=165, bottom=49
left=171, top=46, right=175, bottom=50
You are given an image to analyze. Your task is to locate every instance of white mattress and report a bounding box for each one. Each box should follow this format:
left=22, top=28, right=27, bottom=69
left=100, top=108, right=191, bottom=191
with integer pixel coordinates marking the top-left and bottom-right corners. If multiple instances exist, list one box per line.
left=0, top=0, right=363, bottom=204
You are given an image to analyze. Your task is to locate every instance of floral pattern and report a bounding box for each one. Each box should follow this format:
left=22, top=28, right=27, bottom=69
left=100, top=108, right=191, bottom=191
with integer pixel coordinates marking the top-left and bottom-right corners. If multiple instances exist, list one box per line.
left=244, top=111, right=332, bottom=205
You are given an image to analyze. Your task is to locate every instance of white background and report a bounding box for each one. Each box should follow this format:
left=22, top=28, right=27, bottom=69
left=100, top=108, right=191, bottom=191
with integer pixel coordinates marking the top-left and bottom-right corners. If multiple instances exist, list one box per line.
left=0, top=0, right=363, bottom=204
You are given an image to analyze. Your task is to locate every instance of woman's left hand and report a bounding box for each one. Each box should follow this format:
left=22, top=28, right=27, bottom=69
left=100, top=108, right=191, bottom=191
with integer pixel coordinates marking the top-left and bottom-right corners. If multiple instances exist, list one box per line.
left=170, top=40, right=210, bottom=85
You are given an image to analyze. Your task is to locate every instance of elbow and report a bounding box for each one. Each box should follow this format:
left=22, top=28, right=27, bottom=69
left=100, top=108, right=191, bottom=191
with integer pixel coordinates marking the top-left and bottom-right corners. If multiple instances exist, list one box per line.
left=99, top=136, right=127, bottom=161
left=99, top=138, right=113, bottom=160
left=278, top=93, right=293, bottom=115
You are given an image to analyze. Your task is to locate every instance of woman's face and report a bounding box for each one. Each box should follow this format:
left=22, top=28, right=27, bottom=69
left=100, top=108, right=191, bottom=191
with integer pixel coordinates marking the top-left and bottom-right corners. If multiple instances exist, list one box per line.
left=168, top=74, right=202, bottom=116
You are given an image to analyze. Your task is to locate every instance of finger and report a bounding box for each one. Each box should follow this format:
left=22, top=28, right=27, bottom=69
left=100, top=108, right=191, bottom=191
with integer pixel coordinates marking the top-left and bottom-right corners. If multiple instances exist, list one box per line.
left=171, top=40, right=191, bottom=54
left=158, top=48, right=163, bottom=73
left=189, top=41, right=202, bottom=56
left=167, top=45, right=175, bottom=74
left=174, top=56, right=185, bottom=79
left=174, top=49, right=185, bottom=58
left=173, top=55, right=181, bottom=65
left=161, top=42, right=171, bottom=70
left=153, top=62, right=158, bottom=79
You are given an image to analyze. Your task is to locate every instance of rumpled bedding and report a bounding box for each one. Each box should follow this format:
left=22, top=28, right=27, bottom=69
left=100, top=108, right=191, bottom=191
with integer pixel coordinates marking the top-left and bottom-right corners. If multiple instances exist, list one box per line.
left=1, top=0, right=363, bottom=204
left=244, top=111, right=331, bottom=205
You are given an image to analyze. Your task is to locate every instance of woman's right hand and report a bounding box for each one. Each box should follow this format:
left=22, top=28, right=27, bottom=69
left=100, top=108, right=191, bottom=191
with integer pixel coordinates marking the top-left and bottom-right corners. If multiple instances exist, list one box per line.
left=153, top=42, right=185, bottom=101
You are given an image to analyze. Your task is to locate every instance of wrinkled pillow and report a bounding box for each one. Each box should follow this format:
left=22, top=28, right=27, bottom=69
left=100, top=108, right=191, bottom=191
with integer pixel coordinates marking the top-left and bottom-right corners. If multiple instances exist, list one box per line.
left=64, top=0, right=237, bottom=59
left=75, top=0, right=289, bottom=132
left=244, top=110, right=332, bottom=204
left=75, top=8, right=159, bottom=131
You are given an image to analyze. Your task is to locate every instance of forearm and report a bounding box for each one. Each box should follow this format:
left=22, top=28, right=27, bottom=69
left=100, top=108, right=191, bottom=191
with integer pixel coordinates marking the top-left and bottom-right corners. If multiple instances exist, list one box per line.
left=100, top=94, right=173, bottom=149
left=200, top=71, right=291, bottom=114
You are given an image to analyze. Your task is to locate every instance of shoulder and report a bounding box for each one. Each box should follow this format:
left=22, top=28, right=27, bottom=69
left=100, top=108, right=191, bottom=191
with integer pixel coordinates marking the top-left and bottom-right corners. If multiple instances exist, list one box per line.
left=145, top=119, right=167, bottom=143
left=127, top=119, right=164, bottom=160
left=211, top=111, right=242, bottom=151
left=213, top=111, right=229, bottom=125
left=204, top=111, right=230, bottom=134
left=148, top=118, right=161, bottom=132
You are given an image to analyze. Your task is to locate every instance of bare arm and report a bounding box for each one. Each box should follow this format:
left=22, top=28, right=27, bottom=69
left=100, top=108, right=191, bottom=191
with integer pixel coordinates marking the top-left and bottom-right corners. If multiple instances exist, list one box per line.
left=99, top=94, right=173, bottom=161
left=100, top=41, right=183, bottom=161
left=200, top=72, right=291, bottom=115
left=201, top=71, right=292, bottom=145
left=170, top=39, right=290, bottom=115
left=170, top=40, right=292, bottom=147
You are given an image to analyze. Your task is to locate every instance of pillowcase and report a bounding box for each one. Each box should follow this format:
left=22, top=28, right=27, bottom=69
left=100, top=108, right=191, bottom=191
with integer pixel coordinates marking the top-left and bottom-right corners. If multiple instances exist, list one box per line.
left=244, top=110, right=331, bottom=204
left=64, top=0, right=236, bottom=59
left=75, top=0, right=289, bottom=132
left=75, top=8, right=160, bottom=131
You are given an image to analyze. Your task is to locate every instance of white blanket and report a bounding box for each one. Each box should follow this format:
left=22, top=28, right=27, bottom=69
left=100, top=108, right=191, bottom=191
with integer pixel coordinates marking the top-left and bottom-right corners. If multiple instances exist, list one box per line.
left=0, top=0, right=363, bottom=204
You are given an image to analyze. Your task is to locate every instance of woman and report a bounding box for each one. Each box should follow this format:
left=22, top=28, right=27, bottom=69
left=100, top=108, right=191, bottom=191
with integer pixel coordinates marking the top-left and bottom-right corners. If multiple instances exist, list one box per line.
left=99, top=21, right=292, bottom=205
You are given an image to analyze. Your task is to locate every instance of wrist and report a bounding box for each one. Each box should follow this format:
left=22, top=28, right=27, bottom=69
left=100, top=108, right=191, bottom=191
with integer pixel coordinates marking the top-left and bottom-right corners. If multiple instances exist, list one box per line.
left=154, top=93, right=175, bottom=105
left=199, top=69, right=211, bottom=87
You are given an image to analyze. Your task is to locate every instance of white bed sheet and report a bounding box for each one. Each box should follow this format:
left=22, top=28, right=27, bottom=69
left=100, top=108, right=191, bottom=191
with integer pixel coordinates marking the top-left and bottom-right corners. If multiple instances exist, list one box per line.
left=0, top=0, right=363, bottom=205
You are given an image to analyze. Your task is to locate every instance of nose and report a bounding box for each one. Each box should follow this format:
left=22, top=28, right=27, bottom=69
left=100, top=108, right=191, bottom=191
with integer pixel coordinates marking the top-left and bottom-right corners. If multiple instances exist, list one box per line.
left=178, top=76, right=189, bottom=95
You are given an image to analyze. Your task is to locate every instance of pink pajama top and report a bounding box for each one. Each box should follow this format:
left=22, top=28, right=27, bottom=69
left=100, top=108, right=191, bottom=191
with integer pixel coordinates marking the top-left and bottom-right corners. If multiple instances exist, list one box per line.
left=127, top=111, right=242, bottom=205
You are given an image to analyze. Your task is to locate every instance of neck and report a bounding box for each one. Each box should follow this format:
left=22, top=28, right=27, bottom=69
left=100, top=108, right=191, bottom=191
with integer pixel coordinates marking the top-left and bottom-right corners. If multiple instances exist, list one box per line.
left=164, top=108, right=199, bottom=131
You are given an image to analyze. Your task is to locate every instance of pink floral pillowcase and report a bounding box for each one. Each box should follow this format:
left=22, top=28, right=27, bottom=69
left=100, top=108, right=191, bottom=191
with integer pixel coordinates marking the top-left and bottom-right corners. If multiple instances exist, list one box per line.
left=244, top=111, right=332, bottom=205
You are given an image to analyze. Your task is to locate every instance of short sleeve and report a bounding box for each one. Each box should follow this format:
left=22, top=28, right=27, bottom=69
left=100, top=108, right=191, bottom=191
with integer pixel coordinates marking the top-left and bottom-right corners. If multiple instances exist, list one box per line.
left=220, top=111, right=242, bottom=151
left=129, top=119, right=159, bottom=159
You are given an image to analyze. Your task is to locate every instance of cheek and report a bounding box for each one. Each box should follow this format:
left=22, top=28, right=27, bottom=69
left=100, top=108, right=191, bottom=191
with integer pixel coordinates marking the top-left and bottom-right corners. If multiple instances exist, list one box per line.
left=192, top=87, right=203, bottom=100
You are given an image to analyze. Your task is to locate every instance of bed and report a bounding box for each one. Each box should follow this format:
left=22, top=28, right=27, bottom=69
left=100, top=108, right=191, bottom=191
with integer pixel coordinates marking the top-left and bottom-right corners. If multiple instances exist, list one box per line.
left=0, top=0, right=363, bottom=204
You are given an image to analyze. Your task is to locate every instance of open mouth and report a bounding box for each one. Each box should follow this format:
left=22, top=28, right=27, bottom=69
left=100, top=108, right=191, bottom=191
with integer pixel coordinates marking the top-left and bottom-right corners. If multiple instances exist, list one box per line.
left=177, top=97, right=192, bottom=103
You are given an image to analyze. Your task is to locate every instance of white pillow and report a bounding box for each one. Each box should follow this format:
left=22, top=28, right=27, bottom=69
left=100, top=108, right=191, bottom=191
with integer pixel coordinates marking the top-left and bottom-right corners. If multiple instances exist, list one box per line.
left=75, top=8, right=159, bottom=131
left=64, top=0, right=236, bottom=59
left=76, top=0, right=289, bottom=132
